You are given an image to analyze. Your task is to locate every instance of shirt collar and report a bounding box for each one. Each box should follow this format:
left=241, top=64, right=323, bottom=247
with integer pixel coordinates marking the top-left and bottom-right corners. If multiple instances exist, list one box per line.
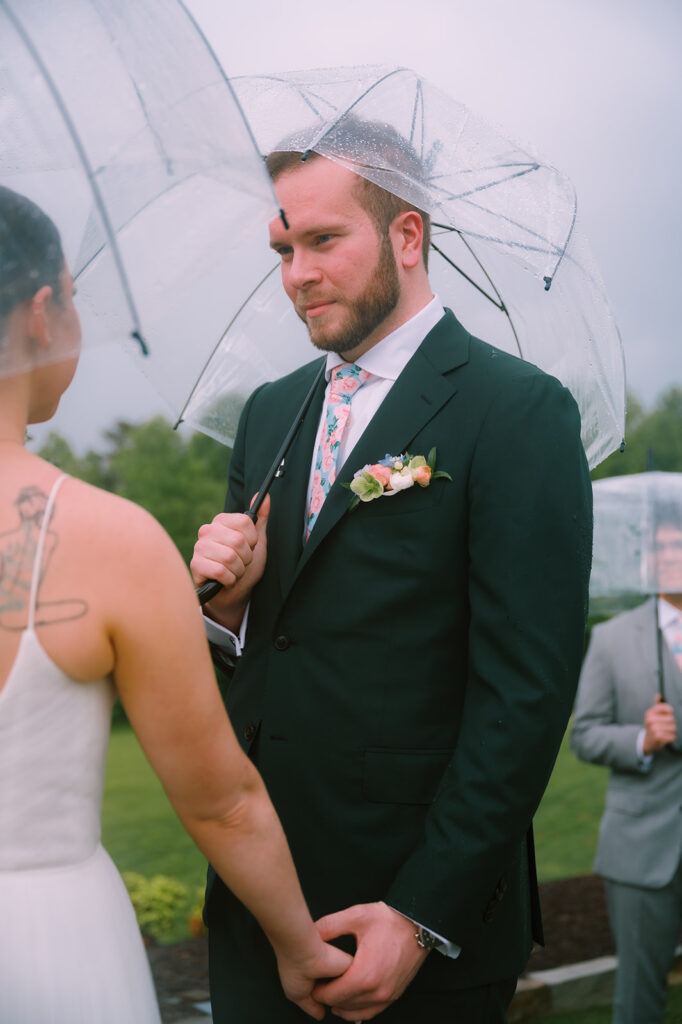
left=324, top=295, right=445, bottom=382
left=658, top=596, right=682, bottom=628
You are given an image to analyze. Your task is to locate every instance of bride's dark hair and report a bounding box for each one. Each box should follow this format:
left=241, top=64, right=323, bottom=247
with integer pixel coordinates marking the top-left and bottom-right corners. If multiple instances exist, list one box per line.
left=0, top=187, right=64, bottom=325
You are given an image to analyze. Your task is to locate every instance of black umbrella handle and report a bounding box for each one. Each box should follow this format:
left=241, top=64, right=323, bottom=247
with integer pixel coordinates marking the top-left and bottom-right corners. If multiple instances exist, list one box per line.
left=655, top=598, right=666, bottom=702
left=195, top=362, right=326, bottom=607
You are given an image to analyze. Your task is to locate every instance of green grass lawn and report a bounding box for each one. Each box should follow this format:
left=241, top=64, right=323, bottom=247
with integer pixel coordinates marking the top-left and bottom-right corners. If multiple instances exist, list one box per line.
left=102, top=717, right=610, bottom=945
left=533, top=725, right=608, bottom=881
left=102, top=724, right=207, bottom=891
left=103, top=717, right=609, bottom=893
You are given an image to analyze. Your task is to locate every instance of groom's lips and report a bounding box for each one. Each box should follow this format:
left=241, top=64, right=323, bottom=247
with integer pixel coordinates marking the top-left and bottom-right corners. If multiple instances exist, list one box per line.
left=302, top=300, right=334, bottom=318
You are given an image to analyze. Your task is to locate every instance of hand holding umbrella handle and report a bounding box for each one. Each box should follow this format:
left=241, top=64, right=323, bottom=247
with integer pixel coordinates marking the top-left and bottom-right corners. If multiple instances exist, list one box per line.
left=195, top=504, right=259, bottom=607
left=195, top=362, right=326, bottom=607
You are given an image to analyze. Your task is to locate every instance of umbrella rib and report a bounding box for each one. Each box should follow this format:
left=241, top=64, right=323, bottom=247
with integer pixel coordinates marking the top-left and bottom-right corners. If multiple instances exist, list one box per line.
left=74, top=171, right=204, bottom=281
left=91, top=8, right=173, bottom=175
left=175, top=0, right=288, bottom=228
left=301, top=67, right=409, bottom=160
left=409, top=79, right=426, bottom=161
left=429, top=241, right=504, bottom=310
left=235, top=74, right=341, bottom=121
left=0, top=0, right=149, bottom=355
left=543, top=181, right=578, bottom=288
left=432, top=221, right=561, bottom=264
left=175, top=262, right=282, bottom=429
left=431, top=234, right=523, bottom=358
left=428, top=163, right=542, bottom=201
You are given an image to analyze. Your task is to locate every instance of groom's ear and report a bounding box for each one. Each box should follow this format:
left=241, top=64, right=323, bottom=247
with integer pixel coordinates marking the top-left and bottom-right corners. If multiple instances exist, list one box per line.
left=392, top=211, right=424, bottom=270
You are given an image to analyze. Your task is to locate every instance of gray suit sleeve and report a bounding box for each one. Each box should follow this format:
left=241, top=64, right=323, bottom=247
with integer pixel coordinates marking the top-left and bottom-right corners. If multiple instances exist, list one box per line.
left=571, top=623, right=645, bottom=772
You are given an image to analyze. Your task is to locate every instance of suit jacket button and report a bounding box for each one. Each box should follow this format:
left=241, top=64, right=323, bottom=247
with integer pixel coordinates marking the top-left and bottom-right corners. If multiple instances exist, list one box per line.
left=244, top=722, right=257, bottom=742
left=274, top=634, right=290, bottom=651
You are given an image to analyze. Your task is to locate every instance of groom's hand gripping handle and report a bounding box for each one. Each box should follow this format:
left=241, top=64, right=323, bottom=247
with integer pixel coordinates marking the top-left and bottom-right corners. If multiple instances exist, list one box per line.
left=191, top=494, right=270, bottom=633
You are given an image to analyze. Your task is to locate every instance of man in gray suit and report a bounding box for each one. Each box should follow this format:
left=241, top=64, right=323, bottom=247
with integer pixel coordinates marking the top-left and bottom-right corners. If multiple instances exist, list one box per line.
left=571, top=512, right=682, bottom=1024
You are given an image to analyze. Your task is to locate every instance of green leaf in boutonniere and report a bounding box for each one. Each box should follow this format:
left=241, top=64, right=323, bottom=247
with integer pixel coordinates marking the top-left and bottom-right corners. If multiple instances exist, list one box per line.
left=342, top=448, right=451, bottom=511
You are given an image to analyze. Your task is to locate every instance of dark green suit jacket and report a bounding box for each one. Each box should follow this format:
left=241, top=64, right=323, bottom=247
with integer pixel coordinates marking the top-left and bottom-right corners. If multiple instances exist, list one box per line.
left=206, top=310, right=592, bottom=1021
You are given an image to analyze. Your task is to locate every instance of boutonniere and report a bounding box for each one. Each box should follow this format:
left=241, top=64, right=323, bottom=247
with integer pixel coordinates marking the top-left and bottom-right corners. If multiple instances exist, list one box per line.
left=343, top=447, right=452, bottom=511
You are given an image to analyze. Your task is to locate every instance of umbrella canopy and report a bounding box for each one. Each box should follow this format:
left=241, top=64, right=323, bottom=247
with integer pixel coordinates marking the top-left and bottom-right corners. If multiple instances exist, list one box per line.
left=0, top=0, right=280, bottom=385
left=183, top=64, right=625, bottom=470
left=591, top=472, right=682, bottom=601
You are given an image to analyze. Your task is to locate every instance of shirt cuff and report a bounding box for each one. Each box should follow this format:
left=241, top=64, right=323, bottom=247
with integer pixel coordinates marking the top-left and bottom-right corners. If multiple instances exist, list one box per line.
left=202, top=603, right=249, bottom=655
left=637, top=728, right=654, bottom=771
left=390, top=907, right=461, bottom=959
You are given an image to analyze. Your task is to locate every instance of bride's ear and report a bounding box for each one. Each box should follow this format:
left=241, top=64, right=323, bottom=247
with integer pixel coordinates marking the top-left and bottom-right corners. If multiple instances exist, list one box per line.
left=26, top=284, right=54, bottom=350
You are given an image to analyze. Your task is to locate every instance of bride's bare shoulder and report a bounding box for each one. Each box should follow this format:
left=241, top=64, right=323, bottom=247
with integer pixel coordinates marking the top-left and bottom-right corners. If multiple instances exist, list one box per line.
left=62, top=476, right=177, bottom=558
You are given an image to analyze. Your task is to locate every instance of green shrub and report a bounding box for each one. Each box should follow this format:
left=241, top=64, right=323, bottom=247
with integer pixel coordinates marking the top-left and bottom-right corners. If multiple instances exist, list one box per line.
left=122, top=871, right=189, bottom=942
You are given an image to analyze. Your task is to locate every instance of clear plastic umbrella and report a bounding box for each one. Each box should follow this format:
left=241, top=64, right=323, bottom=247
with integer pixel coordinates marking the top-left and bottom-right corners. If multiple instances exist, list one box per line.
left=183, top=64, right=626, bottom=471
left=591, top=472, right=682, bottom=699
left=0, top=0, right=282, bottom=388
left=591, top=472, right=682, bottom=599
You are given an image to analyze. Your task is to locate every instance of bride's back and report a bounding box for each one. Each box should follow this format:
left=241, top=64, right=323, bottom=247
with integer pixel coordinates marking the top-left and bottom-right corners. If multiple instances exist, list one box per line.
left=0, top=448, right=155, bottom=693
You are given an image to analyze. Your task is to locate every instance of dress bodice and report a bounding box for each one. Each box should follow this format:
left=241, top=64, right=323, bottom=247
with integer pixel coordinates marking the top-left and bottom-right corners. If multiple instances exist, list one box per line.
left=0, top=630, right=115, bottom=871
left=0, top=474, right=115, bottom=871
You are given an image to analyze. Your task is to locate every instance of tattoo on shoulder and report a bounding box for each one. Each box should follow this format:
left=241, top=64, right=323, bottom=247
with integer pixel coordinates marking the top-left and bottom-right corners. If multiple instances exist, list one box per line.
left=0, top=485, right=88, bottom=631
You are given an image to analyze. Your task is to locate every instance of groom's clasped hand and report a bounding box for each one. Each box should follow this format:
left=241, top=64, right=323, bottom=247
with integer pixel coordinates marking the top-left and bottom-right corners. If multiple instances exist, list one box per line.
left=312, top=902, right=429, bottom=1021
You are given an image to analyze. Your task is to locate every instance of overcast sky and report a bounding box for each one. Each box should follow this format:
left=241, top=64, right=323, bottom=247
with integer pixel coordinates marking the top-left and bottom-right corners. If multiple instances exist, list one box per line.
left=29, top=0, right=681, bottom=454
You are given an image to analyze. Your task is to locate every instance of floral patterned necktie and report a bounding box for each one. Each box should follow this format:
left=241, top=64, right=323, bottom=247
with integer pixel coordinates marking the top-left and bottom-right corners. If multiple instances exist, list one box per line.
left=306, top=362, right=371, bottom=540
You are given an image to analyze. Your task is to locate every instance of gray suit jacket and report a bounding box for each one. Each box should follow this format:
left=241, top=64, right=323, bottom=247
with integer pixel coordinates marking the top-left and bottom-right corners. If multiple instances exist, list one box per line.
left=571, top=598, right=682, bottom=888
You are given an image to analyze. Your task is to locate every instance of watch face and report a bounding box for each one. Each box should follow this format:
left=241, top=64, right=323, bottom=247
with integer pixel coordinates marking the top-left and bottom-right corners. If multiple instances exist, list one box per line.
left=420, top=928, right=442, bottom=950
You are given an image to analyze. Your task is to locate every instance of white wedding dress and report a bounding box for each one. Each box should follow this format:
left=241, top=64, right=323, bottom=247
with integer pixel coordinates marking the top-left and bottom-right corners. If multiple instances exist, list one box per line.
left=0, top=475, right=162, bottom=1023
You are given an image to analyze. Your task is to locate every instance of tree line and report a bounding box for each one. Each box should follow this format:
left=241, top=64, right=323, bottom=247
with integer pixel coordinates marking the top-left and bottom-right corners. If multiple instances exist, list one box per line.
left=36, top=386, right=682, bottom=565
left=37, top=417, right=228, bottom=566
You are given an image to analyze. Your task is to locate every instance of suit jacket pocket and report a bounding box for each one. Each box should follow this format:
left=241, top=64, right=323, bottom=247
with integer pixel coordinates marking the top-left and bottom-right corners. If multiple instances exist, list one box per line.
left=363, top=747, right=452, bottom=805
left=351, top=481, right=447, bottom=519
left=605, top=786, right=650, bottom=816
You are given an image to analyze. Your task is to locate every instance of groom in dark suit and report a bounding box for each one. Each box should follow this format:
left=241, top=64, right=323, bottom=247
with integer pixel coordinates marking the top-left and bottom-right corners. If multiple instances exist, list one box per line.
left=191, top=133, right=593, bottom=1022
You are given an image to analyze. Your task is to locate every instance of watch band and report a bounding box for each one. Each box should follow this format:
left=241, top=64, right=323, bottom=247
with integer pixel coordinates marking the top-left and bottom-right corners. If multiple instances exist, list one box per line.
left=415, top=926, right=443, bottom=951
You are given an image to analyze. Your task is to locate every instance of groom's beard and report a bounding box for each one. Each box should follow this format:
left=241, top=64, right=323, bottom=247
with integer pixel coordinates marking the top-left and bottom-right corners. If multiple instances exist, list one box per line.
left=297, top=232, right=401, bottom=354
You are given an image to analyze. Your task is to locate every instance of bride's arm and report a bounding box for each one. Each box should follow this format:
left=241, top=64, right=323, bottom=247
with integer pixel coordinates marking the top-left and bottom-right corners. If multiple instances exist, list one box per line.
left=93, top=492, right=349, bottom=1018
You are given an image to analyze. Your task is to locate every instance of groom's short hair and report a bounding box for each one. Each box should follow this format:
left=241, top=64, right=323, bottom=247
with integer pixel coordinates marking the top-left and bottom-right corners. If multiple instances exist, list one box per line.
left=265, top=118, right=432, bottom=270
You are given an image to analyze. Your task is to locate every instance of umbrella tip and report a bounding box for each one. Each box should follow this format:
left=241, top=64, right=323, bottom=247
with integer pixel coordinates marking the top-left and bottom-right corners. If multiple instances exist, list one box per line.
left=131, top=330, right=149, bottom=357
left=619, top=438, right=626, bottom=453
left=543, top=276, right=552, bottom=292
left=279, top=208, right=290, bottom=230
left=301, top=149, right=312, bottom=163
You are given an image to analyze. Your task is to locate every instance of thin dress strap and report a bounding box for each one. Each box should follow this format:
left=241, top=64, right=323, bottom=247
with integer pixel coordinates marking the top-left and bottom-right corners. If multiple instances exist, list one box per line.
left=27, top=474, right=69, bottom=630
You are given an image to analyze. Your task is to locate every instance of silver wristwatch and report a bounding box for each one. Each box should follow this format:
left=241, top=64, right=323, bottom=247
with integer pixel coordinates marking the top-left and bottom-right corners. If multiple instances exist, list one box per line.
left=415, top=926, right=443, bottom=951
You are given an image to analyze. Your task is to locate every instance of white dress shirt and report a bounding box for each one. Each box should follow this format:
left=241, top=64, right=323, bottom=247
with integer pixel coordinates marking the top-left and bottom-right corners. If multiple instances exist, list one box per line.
left=304, top=294, right=445, bottom=521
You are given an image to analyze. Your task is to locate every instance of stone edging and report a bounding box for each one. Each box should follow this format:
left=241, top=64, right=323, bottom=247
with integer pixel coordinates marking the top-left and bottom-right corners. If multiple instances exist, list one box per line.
left=509, top=948, right=682, bottom=1022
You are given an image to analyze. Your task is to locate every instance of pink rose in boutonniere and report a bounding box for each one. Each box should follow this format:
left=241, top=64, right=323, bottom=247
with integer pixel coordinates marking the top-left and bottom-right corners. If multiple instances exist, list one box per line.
left=343, top=447, right=452, bottom=511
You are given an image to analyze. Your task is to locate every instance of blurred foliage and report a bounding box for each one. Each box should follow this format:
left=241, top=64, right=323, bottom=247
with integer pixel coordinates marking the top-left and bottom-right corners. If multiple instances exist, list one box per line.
left=122, top=871, right=190, bottom=943
left=37, top=416, right=229, bottom=565
left=188, top=885, right=208, bottom=938
left=591, top=386, right=682, bottom=479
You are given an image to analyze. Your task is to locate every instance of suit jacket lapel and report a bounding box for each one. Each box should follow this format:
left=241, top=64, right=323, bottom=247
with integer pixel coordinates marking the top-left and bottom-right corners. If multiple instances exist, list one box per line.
left=267, top=359, right=327, bottom=599
left=289, top=310, right=470, bottom=588
left=633, top=598, right=682, bottom=711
